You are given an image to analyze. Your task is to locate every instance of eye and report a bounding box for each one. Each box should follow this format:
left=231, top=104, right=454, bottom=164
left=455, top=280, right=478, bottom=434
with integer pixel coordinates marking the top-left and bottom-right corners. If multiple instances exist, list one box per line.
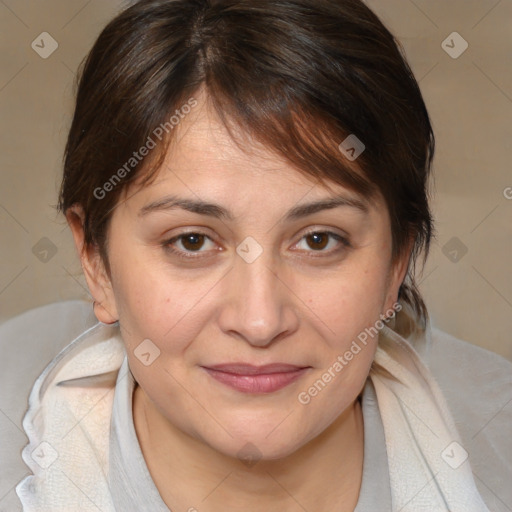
left=293, top=230, right=351, bottom=256
left=163, top=229, right=351, bottom=261
left=163, top=231, right=217, bottom=259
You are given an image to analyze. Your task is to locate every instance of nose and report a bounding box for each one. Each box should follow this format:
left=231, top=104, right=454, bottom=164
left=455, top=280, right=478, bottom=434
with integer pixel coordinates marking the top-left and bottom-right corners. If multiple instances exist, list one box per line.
left=217, top=251, right=300, bottom=348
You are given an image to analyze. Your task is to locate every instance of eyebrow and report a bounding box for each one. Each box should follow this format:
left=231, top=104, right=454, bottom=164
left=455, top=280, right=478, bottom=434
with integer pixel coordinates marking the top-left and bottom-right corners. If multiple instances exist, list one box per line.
left=138, top=193, right=369, bottom=222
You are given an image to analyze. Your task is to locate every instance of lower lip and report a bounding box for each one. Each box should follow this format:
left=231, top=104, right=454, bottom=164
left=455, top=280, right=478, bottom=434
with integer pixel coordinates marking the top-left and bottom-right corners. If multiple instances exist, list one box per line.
left=202, top=367, right=309, bottom=394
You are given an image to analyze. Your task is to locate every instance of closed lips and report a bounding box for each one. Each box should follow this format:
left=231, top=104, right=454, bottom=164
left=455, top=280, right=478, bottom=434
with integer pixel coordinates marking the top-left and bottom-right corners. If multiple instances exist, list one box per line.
left=202, top=363, right=310, bottom=375
left=201, top=364, right=311, bottom=394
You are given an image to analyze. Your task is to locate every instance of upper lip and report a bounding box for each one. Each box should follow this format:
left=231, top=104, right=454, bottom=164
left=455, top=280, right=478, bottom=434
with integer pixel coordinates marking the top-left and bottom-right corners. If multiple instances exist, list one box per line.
left=202, top=363, right=309, bottom=375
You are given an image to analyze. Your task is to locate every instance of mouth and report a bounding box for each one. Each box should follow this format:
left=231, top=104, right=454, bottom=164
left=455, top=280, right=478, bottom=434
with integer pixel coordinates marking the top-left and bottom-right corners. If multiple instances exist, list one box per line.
left=200, top=363, right=311, bottom=394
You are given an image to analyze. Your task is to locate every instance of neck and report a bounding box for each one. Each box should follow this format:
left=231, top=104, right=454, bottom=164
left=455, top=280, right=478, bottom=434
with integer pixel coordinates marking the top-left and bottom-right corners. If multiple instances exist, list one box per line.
left=133, top=384, right=364, bottom=512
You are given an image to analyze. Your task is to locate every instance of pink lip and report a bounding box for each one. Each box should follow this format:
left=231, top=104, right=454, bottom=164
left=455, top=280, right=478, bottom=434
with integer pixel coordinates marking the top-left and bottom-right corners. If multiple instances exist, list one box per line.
left=201, top=363, right=310, bottom=394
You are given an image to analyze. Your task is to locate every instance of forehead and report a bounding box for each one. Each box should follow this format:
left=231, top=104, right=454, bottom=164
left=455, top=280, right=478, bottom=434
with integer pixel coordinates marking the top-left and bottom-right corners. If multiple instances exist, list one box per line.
left=122, top=89, right=386, bottom=219
left=167, top=93, right=304, bottom=179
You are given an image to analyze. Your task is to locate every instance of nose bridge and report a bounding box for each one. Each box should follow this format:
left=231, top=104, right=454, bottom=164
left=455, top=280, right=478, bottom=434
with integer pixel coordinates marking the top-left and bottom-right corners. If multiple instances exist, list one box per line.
left=218, top=243, right=298, bottom=347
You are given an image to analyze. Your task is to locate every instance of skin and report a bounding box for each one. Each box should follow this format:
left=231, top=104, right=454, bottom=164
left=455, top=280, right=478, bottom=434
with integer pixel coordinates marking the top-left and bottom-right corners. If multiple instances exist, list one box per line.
left=67, top=87, right=411, bottom=511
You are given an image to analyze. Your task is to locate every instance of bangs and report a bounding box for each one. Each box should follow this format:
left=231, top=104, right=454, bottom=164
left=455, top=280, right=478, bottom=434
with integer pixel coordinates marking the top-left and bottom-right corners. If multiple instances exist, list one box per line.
left=135, top=83, right=378, bottom=205
left=209, top=85, right=379, bottom=200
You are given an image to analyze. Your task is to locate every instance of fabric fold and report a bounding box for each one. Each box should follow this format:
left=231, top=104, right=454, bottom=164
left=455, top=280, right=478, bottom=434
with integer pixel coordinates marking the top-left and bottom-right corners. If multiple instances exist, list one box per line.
left=370, top=323, right=490, bottom=511
left=15, top=322, right=125, bottom=511
left=15, top=306, right=491, bottom=511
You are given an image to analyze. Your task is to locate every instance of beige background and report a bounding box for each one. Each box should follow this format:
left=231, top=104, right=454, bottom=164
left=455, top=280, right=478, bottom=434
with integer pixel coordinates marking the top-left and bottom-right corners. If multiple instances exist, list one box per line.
left=0, top=0, right=511, bottom=360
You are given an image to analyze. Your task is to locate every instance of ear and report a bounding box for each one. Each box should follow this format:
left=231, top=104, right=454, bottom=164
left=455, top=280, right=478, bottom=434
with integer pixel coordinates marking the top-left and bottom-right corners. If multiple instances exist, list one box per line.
left=382, top=235, right=415, bottom=315
left=66, top=204, right=118, bottom=324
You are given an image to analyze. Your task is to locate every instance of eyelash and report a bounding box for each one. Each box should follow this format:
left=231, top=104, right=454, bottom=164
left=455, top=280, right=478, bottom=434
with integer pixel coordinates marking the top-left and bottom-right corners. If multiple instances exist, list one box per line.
left=162, top=229, right=351, bottom=261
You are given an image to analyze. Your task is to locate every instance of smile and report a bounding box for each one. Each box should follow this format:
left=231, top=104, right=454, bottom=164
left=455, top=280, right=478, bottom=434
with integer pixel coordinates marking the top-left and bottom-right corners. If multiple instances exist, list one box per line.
left=201, top=364, right=311, bottom=394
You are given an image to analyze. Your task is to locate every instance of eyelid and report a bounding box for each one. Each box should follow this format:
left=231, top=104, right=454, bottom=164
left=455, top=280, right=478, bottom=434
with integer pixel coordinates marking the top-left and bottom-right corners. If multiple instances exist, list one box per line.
left=291, top=229, right=351, bottom=256
left=162, top=226, right=351, bottom=260
left=163, top=230, right=218, bottom=259
left=298, top=226, right=350, bottom=242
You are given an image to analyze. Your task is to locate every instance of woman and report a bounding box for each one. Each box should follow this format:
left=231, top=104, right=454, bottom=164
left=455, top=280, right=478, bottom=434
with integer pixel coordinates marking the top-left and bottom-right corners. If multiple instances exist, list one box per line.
left=7, top=0, right=511, bottom=510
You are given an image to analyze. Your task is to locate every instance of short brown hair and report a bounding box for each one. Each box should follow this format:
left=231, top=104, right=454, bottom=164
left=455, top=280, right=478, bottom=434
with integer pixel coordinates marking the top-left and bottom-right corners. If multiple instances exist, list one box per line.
left=58, top=0, right=436, bottom=326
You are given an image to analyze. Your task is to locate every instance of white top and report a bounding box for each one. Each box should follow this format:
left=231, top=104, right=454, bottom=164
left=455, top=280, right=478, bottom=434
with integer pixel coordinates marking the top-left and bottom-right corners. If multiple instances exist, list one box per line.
left=0, top=300, right=511, bottom=511
left=108, top=356, right=391, bottom=511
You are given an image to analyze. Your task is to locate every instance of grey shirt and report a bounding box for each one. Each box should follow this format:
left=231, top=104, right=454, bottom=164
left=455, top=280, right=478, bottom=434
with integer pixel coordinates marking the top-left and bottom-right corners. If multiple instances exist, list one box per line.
left=1, top=300, right=511, bottom=510
left=108, top=356, right=392, bottom=511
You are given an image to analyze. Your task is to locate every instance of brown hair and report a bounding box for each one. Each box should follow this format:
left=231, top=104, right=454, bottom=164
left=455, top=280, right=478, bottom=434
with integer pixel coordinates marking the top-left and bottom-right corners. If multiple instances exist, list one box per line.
left=58, top=0, right=436, bottom=326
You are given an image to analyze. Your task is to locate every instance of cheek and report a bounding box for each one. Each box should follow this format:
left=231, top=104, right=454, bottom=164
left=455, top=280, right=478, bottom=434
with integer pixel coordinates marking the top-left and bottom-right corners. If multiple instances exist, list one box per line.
left=295, top=263, right=388, bottom=427
left=305, top=257, right=390, bottom=343
left=110, top=252, right=222, bottom=355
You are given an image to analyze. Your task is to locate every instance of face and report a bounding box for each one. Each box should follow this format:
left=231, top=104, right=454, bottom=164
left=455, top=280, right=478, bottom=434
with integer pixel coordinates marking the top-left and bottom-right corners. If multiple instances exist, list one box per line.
left=71, top=90, right=409, bottom=461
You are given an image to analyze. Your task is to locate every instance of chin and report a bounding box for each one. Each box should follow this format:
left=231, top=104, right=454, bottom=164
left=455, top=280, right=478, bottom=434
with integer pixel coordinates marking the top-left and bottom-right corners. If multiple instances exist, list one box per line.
left=205, top=426, right=310, bottom=464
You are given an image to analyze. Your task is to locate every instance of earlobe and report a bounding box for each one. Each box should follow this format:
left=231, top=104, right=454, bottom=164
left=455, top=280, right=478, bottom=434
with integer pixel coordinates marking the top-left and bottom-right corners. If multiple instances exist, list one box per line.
left=92, top=300, right=118, bottom=325
left=66, top=205, right=119, bottom=324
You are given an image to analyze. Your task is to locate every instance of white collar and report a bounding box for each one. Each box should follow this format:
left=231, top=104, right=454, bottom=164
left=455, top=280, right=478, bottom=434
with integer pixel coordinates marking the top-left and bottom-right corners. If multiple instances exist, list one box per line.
left=15, top=307, right=490, bottom=511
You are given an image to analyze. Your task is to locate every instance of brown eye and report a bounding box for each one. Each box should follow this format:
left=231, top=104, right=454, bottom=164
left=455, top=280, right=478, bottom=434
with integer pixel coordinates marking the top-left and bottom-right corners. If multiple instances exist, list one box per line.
left=294, top=230, right=351, bottom=256
left=180, top=233, right=206, bottom=251
left=163, top=231, right=217, bottom=260
left=305, top=232, right=330, bottom=251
